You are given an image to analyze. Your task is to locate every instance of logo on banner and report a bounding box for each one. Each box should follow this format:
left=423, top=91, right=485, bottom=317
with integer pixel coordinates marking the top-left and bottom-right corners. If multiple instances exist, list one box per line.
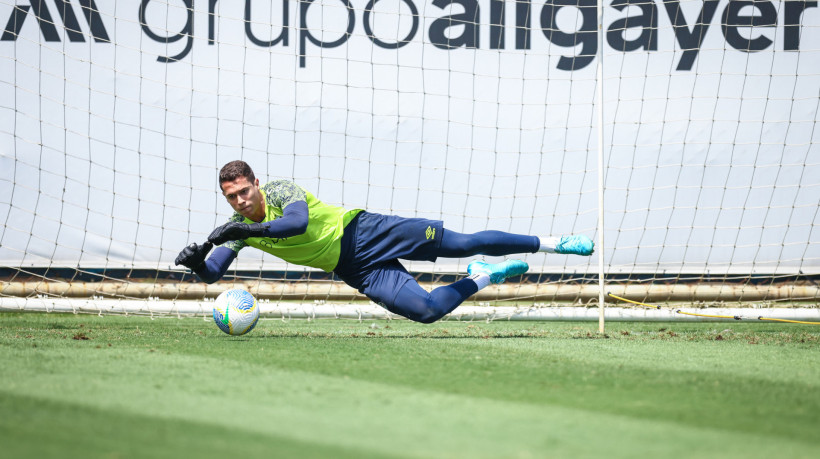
left=1, top=0, right=817, bottom=70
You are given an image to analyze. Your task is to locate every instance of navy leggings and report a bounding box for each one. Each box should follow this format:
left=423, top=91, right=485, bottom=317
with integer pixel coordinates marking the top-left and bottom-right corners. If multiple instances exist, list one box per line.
left=438, top=230, right=539, bottom=258
left=390, top=230, right=538, bottom=323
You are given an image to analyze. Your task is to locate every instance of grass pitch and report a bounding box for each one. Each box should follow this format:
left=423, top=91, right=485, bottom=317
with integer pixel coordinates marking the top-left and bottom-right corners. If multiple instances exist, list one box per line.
left=1, top=312, right=819, bottom=458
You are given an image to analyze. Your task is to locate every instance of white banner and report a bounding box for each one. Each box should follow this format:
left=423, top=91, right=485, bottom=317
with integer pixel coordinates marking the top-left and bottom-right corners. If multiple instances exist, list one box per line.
left=1, top=0, right=818, bottom=273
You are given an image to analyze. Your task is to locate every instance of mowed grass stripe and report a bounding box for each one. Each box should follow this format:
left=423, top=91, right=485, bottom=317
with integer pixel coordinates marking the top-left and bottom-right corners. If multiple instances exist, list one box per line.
left=0, top=391, right=392, bottom=459
left=479, top=331, right=820, bottom=385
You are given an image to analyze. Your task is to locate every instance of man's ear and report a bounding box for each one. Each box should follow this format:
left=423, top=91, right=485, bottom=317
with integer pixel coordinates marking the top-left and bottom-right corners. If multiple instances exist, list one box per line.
left=254, top=178, right=259, bottom=187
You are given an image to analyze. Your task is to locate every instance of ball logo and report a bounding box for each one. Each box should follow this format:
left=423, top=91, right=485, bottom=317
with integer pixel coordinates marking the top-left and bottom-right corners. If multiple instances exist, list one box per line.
left=220, top=304, right=230, bottom=326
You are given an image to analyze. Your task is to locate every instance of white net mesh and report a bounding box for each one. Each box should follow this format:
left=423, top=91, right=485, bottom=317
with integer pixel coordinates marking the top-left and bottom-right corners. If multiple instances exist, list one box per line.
left=1, top=0, right=819, bottom=318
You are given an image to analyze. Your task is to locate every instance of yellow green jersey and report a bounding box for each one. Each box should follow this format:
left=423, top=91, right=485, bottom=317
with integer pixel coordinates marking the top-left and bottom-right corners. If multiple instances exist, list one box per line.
left=221, top=180, right=361, bottom=272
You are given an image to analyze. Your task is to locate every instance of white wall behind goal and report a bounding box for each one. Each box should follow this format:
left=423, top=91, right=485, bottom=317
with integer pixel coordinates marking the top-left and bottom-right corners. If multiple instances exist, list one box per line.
left=0, top=0, right=818, bottom=275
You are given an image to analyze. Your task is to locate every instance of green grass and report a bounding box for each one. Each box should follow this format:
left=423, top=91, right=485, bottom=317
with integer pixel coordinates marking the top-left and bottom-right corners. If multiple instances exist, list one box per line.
left=1, top=312, right=819, bottom=458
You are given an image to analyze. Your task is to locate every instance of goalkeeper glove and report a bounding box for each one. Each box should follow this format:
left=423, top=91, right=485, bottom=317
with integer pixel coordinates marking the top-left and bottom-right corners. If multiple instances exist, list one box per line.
left=207, top=222, right=267, bottom=246
left=175, top=241, right=213, bottom=270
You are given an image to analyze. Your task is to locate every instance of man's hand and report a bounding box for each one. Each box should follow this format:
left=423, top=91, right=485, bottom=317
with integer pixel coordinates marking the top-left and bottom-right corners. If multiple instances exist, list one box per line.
left=207, top=222, right=266, bottom=245
left=175, top=241, right=213, bottom=270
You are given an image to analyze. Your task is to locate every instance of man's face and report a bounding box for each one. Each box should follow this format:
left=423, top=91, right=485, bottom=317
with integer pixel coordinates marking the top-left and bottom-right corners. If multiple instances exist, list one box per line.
left=221, top=176, right=264, bottom=221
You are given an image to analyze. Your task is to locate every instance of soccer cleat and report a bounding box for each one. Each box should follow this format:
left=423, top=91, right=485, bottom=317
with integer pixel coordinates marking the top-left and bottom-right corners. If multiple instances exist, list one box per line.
left=554, top=235, right=595, bottom=256
left=467, top=259, right=529, bottom=284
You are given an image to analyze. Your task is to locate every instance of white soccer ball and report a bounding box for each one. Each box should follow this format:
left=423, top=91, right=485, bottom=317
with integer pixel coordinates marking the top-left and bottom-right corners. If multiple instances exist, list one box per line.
left=212, top=289, right=259, bottom=336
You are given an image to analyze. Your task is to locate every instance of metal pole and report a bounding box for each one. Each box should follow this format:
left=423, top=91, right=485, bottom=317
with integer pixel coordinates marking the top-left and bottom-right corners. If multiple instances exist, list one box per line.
left=596, top=0, right=606, bottom=334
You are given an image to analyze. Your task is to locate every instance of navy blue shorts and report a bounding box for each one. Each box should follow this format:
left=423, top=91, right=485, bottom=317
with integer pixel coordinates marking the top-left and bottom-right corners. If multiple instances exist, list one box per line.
left=333, top=212, right=443, bottom=307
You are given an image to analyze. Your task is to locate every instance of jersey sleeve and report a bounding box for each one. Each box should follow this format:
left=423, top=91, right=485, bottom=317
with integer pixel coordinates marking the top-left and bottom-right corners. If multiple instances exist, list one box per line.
left=261, top=180, right=308, bottom=210
left=219, top=212, right=248, bottom=252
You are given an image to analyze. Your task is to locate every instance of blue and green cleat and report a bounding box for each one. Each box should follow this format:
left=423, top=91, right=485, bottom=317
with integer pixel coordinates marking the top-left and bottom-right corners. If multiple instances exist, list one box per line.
left=467, top=259, right=529, bottom=284
left=554, top=235, right=595, bottom=256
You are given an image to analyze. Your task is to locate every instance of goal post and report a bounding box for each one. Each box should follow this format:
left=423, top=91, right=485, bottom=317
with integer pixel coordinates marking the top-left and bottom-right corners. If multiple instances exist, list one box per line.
left=1, top=0, right=819, bottom=321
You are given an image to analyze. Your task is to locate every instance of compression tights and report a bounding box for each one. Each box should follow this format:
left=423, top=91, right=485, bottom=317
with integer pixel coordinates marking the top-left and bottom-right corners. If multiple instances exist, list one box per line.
left=391, top=229, right=539, bottom=323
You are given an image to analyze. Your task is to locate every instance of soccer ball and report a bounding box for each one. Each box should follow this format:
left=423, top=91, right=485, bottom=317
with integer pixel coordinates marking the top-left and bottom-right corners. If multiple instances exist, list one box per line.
left=212, top=289, right=259, bottom=336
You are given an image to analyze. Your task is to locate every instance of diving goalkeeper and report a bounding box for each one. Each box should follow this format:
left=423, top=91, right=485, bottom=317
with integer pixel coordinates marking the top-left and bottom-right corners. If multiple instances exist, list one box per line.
left=175, top=160, right=594, bottom=323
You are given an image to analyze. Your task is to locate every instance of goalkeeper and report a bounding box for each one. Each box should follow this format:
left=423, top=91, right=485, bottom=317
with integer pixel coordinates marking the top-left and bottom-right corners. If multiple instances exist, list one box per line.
left=176, top=160, right=594, bottom=323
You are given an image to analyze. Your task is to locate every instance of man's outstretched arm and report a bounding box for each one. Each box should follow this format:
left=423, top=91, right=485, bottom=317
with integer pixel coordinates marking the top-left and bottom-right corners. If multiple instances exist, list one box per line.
left=208, top=200, right=309, bottom=245
left=175, top=242, right=237, bottom=284
left=193, top=246, right=237, bottom=283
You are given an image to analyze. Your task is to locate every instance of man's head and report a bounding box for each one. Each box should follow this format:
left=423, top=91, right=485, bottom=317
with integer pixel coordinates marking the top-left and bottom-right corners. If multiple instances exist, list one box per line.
left=219, top=160, right=265, bottom=222
left=219, top=160, right=256, bottom=189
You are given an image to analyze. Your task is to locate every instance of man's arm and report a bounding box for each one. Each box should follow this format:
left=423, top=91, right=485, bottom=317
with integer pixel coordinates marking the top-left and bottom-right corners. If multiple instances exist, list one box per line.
left=208, top=200, right=309, bottom=245
left=175, top=242, right=237, bottom=284
left=193, top=246, right=237, bottom=284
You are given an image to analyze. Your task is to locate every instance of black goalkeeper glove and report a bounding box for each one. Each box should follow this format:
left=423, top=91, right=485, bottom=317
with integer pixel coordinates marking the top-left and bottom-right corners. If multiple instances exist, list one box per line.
left=207, top=222, right=267, bottom=246
left=174, top=241, right=213, bottom=270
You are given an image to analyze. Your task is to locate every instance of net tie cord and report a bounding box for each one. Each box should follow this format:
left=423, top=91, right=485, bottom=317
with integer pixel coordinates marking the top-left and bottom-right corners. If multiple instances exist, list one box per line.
left=606, top=293, right=820, bottom=326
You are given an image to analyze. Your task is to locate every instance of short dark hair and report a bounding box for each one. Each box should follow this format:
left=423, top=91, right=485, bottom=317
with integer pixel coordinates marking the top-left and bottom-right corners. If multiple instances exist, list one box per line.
left=219, top=160, right=256, bottom=190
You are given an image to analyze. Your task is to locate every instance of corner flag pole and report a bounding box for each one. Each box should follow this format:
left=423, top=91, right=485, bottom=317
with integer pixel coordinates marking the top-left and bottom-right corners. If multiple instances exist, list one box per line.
left=596, top=0, right=606, bottom=334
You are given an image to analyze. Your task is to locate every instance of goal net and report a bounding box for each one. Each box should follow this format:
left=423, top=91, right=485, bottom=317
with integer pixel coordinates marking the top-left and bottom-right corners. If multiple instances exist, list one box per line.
left=1, top=0, right=818, bottom=321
